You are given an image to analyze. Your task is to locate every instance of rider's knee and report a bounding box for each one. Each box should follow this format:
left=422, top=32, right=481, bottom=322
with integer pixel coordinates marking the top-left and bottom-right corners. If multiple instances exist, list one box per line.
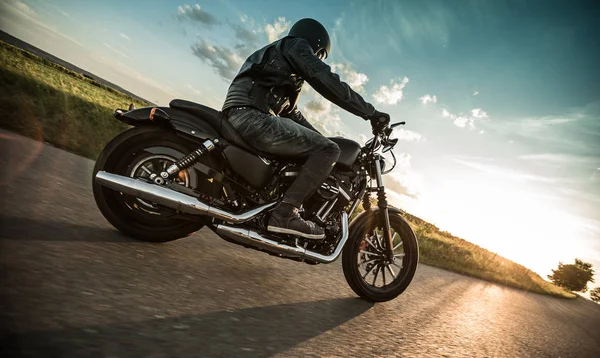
left=323, top=139, right=341, bottom=160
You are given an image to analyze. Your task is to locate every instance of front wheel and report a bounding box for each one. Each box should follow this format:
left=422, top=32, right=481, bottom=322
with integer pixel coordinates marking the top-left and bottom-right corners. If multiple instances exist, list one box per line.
left=342, top=208, right=419, bottom=302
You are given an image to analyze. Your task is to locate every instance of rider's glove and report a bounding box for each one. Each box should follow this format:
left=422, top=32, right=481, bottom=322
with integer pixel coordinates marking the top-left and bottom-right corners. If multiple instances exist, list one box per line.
left=367, top=110, right=391, bottom=134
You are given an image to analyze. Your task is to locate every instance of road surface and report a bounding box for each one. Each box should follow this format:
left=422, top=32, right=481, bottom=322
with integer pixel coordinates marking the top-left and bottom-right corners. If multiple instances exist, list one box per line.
left=1, top=130, right=599, bottom=358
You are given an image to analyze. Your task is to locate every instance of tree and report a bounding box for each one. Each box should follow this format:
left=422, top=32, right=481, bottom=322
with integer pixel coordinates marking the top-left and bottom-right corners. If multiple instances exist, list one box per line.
left=547, top=259, right=595, bottom=292
left=591, top=287, right=600, bottom=303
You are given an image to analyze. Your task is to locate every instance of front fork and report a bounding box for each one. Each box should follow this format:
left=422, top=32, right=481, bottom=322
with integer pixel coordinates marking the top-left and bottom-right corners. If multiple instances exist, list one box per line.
left=374, top=158, right=395, bottom=261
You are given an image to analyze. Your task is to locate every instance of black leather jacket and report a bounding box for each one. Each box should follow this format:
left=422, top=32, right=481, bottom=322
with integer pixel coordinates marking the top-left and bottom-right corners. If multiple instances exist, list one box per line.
left=222, top=36, right=375, bottom=130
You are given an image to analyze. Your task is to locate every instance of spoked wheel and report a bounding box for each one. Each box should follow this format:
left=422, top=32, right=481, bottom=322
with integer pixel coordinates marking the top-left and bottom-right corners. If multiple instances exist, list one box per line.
left=93, top=126, right=221, bottom=242
left=358, top=228, right=405, bottom=288
left=124, top=153, right=193, bottom=216
left=342, top=209, right=419, bottom=302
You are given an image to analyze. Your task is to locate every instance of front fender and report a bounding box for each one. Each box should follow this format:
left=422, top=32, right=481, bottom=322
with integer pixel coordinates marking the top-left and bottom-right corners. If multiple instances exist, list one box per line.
left=349, top=206, right=406, bottom=232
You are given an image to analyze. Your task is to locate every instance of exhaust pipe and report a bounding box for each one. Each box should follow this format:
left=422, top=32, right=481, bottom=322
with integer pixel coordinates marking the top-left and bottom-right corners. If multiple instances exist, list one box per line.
left=96, top=171, right=350, bottom=263
left=216, top=213, right=349, bottom=264
left=95, top=171, right=275, bottom=223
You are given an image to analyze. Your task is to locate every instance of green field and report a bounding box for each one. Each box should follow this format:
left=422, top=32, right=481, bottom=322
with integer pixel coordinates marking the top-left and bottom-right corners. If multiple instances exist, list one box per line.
left=0, top=40, right=575, bottom=299
left=0, top=41, right=149, bottom=158
left=402, top=212, right=574, bottom=298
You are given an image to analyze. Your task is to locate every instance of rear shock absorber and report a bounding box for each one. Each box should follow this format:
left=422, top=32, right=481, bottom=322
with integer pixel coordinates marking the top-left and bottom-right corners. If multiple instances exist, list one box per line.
left=159, top=139, right=216, bottom=180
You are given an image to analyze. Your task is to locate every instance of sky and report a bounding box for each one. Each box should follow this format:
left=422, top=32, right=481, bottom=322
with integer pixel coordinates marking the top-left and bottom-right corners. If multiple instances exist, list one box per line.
left=1, top=0, right=599, bottom=289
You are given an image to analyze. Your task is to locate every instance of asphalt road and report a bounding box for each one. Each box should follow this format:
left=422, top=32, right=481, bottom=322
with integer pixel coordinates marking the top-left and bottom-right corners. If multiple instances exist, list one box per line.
left=1, top=130, right=599, bottom=358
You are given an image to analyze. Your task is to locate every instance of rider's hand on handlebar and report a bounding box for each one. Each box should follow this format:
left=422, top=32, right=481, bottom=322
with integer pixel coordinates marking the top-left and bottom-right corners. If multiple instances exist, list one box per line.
left=368, top=110, right=390, bottom=135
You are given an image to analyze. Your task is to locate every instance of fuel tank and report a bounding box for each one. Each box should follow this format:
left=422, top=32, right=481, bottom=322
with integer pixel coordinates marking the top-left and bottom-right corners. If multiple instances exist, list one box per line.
left=328, top=137, right=362, bottom=169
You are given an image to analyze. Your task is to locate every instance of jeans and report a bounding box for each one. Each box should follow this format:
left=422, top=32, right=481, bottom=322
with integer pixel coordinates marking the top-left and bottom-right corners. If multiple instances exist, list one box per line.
left=227, top=108, right=341, bottom=207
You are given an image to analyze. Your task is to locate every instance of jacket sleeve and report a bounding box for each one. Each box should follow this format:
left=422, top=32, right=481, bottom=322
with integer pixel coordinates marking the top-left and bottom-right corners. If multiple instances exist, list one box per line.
left=283, top=38, right=376, bottom=119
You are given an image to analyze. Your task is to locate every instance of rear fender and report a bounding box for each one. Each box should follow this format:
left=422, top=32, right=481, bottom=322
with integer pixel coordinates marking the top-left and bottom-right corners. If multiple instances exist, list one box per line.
left=114, top=106, right=218, bottom=142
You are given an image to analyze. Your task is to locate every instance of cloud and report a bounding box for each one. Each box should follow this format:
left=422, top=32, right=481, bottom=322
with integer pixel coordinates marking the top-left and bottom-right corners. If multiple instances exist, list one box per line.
left=305, top=99, right=329, bottom=113
left=358, top=134, right=369, bottom=145
left=50, top=3, right=71, bottom=18
left=186, top=84, right=202, bottom=97
left=383, top=153, right=421, bottom=198
left=2, top=0, right=38, bottom=19
left=177, top=4, right=219, bottom=26
left=191, top=40, right=243, bottom=80
left=301, top=97, right=342, bottom=136
left=185, top=13, right=288, bottom=82
left=103, top=42, right=131, bottom=60
left=229, top=23, right=262, bottom=57
left=419, top=94, right=437, bottom=104
left=120, top=33, right=130, bottom=41
left=471, top=108, right=489, bottom=118
left=518, top=153, right=599, bottom=165
left=473, top=91, right=479, bottom=96
left=330, top=63, right=369, bottom=92
left=453, top=115, right=472, bottom=128
left=452, top=158, right=561, bottom=183
left=441, top=107, right=490, bottom=129
left=395, top=128, right=423, bottom=141
left=521, top=116, right=578, bottom=128
left=11, top=0, right=36, bottom=17
left=265, top=17, right=290, bottom=42
left=485, top=103, right=600, bottom=155
left=231, top=24, right=260, bottom=44
left=373, top=77, right=409, bottom=105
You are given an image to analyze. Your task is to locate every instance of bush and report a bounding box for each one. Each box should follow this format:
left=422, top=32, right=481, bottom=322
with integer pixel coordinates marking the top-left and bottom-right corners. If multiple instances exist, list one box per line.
left=589, top=287, right=600, bottom=303
left=547, top=259, right=595, bottom=292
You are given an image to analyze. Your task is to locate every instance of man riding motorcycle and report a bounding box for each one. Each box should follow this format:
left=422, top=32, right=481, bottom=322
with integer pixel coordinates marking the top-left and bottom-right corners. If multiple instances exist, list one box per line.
left=222, top=18, right=390, bottom=240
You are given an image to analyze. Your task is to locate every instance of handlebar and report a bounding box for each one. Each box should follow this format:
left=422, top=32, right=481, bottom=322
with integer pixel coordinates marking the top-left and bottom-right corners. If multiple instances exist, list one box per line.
left=372, top=121, right=405, bottom=139
left=367, top=120, right=406, bottom=154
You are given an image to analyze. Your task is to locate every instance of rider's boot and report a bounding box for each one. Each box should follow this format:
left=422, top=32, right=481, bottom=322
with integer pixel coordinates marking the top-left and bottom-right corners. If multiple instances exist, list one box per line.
left=267, top=202, right=325, bottom=240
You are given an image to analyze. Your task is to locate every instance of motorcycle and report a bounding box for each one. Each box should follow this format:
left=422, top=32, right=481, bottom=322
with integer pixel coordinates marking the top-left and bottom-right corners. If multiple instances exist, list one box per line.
left=92, top=99, right=419, bottom=302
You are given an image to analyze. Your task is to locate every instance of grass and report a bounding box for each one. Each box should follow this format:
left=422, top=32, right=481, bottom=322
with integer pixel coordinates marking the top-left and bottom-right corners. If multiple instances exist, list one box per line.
left=401, top=210, right=575, bottom=298
left=0, top=40, right=575, bottom=299
left=0, top=40, right=149, bottom=158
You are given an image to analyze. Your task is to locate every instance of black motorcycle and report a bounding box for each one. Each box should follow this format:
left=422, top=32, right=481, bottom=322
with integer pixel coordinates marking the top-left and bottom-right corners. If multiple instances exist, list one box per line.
left=92, top=99, right=419, bottom=302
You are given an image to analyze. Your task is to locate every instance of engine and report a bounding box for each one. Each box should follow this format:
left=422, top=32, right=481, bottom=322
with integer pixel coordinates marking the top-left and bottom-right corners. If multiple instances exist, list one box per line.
left=279, top=165, right=355, bottom=228
left=303, top=174, right=353, bottom=228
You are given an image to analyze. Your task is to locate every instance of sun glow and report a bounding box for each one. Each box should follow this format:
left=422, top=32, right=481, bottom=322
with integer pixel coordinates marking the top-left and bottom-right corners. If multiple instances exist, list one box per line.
left=390, top=174, right=594, bottom=279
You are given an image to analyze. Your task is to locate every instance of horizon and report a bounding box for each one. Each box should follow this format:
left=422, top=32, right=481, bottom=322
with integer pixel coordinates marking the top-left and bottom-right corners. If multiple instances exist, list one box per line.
left=1, top=0, right=599, bottom=289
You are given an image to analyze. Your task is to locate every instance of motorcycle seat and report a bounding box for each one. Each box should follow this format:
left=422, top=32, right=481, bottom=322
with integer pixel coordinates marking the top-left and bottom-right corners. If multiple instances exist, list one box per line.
left=169, top=100, right=360, bottom=168
left=169, top=99, right=261, bottom=155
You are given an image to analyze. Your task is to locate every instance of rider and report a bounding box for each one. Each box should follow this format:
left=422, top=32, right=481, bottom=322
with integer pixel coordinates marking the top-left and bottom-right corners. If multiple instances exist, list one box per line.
left=222, top=18, right=390, bottom=240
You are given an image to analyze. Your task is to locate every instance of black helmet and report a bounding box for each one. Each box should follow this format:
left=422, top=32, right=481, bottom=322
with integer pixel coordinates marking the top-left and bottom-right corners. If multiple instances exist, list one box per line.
left=288, top=18, right=331, bottom=59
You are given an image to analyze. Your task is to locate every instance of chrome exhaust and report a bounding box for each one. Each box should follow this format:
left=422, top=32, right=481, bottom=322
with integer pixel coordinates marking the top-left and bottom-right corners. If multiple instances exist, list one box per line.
left=95, top=171, right=275, bottom=223
left=216, top=213, right=349, bottom=264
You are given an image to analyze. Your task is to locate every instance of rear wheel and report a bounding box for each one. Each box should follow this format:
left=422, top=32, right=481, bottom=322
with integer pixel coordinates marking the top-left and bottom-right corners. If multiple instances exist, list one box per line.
left=342, top=209, right=419, bottom=302
left=92, top=126, right=220, bottom=242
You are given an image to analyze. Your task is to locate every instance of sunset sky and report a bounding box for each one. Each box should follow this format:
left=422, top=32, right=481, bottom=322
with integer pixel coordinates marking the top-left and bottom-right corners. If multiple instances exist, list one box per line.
left=1, top=0, right=599, bottom=287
